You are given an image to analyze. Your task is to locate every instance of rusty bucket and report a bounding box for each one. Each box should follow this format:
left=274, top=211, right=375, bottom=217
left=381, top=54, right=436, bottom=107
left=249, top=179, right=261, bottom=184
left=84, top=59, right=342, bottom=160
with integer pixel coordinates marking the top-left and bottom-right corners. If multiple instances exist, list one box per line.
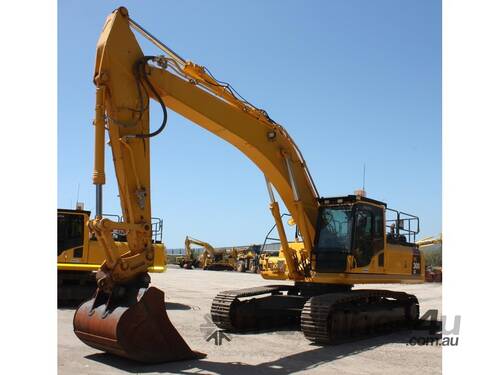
left=73, top=284, right=204, bottom=363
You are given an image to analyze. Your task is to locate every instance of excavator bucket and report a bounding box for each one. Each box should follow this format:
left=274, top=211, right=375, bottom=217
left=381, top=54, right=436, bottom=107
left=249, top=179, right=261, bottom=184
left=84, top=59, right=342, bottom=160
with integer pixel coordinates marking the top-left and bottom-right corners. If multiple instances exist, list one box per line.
left=73, top=285, right=204, bottom=363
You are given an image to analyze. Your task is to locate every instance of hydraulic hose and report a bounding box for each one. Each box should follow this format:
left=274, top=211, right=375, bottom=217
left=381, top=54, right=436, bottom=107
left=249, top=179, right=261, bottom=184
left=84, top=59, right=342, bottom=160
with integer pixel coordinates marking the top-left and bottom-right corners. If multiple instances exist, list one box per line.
left=132, top=56, right=168, bottom=139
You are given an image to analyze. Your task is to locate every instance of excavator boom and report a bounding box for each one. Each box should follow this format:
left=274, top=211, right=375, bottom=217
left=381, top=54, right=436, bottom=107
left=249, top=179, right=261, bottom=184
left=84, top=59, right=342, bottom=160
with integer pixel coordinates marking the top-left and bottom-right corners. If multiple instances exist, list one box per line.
left=92, top=7, right=319, bottom=281
left=74, top=7, right=319, bottom=362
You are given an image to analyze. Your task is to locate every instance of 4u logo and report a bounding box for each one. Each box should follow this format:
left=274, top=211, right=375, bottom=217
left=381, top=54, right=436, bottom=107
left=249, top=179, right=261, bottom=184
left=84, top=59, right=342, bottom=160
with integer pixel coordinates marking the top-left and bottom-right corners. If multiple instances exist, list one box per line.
left=409, top=309, right=460, bottom=346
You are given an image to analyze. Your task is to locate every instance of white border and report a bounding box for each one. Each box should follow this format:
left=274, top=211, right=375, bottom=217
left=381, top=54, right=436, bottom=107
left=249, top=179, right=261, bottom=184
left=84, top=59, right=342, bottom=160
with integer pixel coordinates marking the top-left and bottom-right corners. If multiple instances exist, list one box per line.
left=0, top=0, right=57, bottom=372
left=443, top=0, right=500, bottom=372
left=3, top=1, right=499, bottom=372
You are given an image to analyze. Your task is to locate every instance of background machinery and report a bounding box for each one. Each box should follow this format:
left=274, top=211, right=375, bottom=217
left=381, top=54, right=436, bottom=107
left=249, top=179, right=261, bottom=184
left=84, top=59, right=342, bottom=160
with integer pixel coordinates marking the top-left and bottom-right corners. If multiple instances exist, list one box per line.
left=416, top=234, right=442, bottom=282
left=73, top=7, right=425, bottom=363
left=58, top=208, right=165, bottom=303
left=235, top=244, right=261, bottom=273
left=175, top=236, right=200, bottom=269
left=185, top=236, right=236, bottom=271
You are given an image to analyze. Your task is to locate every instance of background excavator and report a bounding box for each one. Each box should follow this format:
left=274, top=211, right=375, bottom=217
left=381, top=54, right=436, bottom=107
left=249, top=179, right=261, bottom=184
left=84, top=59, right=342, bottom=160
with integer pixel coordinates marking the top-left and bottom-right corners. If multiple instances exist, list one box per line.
left=58, top=208, right=166, bottom=303
left=179, top=236, right=258, bottom=271
left=73, top=7, right=424, bottom=363
left=175, top=236, right=200, bottom=269
left=188, top=236, right=237, bottom=271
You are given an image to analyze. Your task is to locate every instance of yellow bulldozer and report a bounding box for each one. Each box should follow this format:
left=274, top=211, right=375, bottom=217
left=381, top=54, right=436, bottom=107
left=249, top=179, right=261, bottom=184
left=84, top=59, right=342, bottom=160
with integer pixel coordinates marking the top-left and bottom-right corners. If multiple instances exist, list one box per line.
left=73, top=7, right=425, bottom=363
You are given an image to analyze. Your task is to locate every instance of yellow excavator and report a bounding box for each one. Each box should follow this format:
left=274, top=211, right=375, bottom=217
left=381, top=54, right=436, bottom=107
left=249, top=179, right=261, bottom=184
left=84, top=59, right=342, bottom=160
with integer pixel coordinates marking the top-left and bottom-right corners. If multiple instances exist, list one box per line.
left=187, top=236, right=237, bottom=271
left=58, top=208, right=166, bottom=303
left=73, top=7, right=425, bottom=363
left=175, top=236, right=200, bottom=269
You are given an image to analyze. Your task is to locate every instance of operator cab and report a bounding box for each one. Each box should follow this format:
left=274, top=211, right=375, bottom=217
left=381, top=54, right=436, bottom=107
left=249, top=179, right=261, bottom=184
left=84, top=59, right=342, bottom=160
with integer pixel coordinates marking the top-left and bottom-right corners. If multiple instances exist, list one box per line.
left=58, top=209, right=164, bottom=256
left=313, top=195, right=419, bottom=273
left=58, top=209, right=89, bottom=258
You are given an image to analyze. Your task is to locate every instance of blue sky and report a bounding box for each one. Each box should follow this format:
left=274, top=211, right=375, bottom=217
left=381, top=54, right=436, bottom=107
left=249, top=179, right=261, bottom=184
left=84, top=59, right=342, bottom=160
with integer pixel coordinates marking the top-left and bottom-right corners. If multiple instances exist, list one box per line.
left=58, top=0, right=441, bottom=248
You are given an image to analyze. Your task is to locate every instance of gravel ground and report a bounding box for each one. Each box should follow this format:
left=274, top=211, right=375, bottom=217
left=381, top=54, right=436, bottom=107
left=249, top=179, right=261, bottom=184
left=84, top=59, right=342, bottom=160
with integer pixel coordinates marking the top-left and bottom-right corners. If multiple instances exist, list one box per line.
left=58, top=266, right=442, bottom=375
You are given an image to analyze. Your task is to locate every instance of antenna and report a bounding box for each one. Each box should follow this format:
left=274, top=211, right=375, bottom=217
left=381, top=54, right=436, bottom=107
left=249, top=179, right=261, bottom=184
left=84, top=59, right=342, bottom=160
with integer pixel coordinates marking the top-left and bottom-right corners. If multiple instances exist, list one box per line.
left=76, top=183, right=80, bottom=207
left=355, top=164, right=367, bottom=197
left=75, top=183, right=84, bottom=210
left=362, top=163, right=366, bottom=191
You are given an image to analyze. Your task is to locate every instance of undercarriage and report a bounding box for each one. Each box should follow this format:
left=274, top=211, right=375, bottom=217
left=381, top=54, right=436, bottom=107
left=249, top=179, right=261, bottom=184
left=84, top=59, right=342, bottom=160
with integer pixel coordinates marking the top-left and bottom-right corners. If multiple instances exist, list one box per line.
left=211, top=283, right=419, bottom=343
left=58, top=271, right=97, bottom=305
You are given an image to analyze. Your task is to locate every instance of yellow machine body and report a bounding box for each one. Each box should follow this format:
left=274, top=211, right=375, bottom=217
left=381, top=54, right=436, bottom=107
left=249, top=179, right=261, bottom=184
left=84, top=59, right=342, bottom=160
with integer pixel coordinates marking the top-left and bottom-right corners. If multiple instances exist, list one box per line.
left=57, top=209, right=166, bottom=273
left=260, top=239, right=424, bottom=284
left=58, top=240, right=165, bottom=273
left=259, top=200, right=424, bottom=284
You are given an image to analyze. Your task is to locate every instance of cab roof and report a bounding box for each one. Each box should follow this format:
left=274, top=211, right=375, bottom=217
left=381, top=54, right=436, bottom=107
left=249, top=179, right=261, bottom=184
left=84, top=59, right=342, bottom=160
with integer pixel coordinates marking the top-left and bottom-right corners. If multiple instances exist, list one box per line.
left=318, top=195, right=387, bottom=208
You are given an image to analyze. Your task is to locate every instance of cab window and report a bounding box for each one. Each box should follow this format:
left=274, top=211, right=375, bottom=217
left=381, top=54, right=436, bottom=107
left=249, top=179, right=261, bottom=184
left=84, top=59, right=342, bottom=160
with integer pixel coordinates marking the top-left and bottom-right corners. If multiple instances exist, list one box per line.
left=316, top=206, right=353, bottom=252
left=353, top=204, right=384, bottom=267
left=58, top=213, right=84, bottom=254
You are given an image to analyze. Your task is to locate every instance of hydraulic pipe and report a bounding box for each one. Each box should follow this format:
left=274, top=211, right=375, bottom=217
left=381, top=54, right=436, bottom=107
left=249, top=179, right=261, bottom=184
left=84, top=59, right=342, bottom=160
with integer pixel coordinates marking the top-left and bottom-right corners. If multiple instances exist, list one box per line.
left=95, top=185, right=103, bottom=218
left=284, top=155, right=299, bottom=201
left=128, top=17, right=186, bottom=67
left=284, top=155, right=313, bottom=252
left=265, top=178, right=301, bottom=279
left=93, top=86, right=106, bottom=218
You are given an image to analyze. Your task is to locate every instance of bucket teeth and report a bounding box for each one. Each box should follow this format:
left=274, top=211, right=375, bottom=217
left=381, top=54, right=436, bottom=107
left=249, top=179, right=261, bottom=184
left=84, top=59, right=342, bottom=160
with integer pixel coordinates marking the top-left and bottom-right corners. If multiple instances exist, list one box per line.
left=73, top=286, right=205, bottom=363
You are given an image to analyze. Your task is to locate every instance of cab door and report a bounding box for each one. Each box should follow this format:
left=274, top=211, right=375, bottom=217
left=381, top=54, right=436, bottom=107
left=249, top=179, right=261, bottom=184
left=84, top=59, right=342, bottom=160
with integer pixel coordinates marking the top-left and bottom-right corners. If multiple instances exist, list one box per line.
left=352, top=204, right=384, bottom=269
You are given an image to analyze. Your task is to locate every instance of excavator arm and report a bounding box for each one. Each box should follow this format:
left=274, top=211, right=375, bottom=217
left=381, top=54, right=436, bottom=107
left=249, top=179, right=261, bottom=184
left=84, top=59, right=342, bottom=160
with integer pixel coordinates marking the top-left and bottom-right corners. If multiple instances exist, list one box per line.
left=183, top=236, right=194, bottom=261
left=90, top=8, right=156, bottom=291
left=91, top=7, right=319, bottom=286
left=185, top=237, right=216, bottom=255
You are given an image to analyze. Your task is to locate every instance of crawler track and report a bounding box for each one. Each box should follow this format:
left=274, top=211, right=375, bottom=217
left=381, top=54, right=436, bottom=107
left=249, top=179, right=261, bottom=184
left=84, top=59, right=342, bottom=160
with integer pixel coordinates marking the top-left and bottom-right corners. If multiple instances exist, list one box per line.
left=211, top=285, right=419, bottom=344
left=204, top=263, right=235, bottom=271
left=301, top=290, right=419, bottom=344
left=57, top=271, right=96, bottom=306
left=211, top=285, right=296, bottom=331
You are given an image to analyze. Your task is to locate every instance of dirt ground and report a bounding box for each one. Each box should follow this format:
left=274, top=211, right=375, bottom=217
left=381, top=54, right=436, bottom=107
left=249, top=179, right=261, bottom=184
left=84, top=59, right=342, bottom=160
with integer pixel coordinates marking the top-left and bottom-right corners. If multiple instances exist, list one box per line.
left=58, top=267, right=442, bottom=375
